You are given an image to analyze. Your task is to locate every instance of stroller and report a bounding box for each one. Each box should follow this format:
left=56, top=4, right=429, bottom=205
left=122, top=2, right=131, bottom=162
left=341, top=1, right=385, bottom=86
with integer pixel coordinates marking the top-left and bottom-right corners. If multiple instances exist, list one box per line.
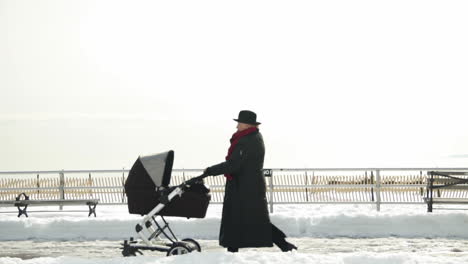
left=121, top=150, right=211, bottom=257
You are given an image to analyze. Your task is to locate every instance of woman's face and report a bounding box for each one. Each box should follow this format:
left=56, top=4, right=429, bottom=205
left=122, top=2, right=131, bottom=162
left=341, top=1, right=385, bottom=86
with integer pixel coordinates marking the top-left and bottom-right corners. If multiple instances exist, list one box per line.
left=236, top=122, right=251, bottom=132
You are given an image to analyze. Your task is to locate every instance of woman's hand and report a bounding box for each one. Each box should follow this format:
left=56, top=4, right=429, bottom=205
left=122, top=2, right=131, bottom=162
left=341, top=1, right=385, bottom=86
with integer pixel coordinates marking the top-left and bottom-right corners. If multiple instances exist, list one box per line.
left=204, top=167, right=213, bottom=176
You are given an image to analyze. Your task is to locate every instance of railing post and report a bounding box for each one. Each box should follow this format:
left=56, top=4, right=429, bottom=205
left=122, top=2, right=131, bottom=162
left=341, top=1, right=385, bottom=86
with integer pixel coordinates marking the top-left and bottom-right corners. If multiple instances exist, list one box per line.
left=122, top=168, right=125, bottom=203
left=270, top=172, right=274, bottom=214
left=59, top=170, right=65, bottom=210
left=419, top=170, right=424, bottom=196
left=305, top=170, right=309, bottom=202
left=88, top=173, right=93, bottom=199
left=36, top=174, right=40, bottom=197
left=428, top=171, right=434, bottom=212
left=376, top=169, right=381, bottom=212
left=370, top=171, right=375, bottom=201
left=264, top=169, right=274, bottom=214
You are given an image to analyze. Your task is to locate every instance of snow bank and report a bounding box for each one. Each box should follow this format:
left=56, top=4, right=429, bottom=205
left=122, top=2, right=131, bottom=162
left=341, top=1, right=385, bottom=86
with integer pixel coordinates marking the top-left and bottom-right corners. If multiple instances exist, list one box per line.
left=1, top=251, right=467, bottom=264
left=1, top=204, right=468, bottom=241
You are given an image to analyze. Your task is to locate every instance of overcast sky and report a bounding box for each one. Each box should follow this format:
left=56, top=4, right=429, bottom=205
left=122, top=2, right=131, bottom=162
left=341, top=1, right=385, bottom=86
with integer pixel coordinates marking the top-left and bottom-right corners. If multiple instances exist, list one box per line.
left=1, top=0, right=467, bottom=171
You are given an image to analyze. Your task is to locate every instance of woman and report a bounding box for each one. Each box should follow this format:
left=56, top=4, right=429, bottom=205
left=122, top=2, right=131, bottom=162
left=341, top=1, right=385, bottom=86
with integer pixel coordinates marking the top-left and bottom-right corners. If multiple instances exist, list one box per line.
left=204, top=110, right=297, bottom=253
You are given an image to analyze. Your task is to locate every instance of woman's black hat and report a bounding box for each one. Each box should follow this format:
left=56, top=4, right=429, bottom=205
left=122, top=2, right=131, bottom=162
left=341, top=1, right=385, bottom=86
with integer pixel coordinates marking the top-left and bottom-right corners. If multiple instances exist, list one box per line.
left=233, top=110, right=261, bottom=125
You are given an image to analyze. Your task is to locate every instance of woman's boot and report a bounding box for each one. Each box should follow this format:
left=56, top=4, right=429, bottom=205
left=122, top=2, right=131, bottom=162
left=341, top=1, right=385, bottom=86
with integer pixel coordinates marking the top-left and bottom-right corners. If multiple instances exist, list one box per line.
left=227, top=247, right=238, bottom=253
left=272, top=224, right=298, bottom=252
left=279, top=240, right=298, bottom=252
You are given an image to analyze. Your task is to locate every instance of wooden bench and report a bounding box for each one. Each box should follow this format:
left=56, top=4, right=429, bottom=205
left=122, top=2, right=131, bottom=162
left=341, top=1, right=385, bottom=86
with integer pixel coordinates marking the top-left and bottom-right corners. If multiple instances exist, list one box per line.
left=425, top=171, right=468, bottom=212
left=0, top=193, right=99, bottom=217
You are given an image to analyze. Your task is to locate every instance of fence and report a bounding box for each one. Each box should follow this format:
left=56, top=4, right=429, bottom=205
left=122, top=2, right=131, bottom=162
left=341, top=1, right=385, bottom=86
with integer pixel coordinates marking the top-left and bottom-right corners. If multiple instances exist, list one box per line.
left=1, top=168, right=468, bottom=212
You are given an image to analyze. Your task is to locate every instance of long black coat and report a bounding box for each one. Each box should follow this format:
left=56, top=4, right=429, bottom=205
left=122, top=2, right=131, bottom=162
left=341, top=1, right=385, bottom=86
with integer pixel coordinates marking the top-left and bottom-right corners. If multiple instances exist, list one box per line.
left=207, top=130, right=273, bottom=248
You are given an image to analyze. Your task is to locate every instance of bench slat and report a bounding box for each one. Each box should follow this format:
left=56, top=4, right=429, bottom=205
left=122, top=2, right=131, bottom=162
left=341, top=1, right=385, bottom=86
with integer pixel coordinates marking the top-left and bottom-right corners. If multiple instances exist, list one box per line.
left=0, top=198, right=99, bottom=217
left=0, top=199, right=99, bottom=205
left=432, top=185, right=468, bottom=190
left=432, top=179, right=468, bottom=184
left=425, top=198, right=468, bottom=204
left=16, top=200, right=99, bottom=206
left=431, top=171, right=468, bottom=176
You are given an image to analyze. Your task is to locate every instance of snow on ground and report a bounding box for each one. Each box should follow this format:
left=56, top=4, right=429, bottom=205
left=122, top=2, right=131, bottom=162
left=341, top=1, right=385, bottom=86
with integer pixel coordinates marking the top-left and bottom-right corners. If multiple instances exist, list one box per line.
left=2, top=251, right=468, bottom=264
left=1, top=204, right=468, bottom=241
left=1, top=204, right=468, bottom=263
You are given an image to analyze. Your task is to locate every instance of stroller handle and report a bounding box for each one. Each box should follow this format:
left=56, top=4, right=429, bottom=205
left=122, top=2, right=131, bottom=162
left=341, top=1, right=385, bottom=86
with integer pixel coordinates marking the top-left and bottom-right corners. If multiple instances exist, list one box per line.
left=184, top=173, right=209, bottom=185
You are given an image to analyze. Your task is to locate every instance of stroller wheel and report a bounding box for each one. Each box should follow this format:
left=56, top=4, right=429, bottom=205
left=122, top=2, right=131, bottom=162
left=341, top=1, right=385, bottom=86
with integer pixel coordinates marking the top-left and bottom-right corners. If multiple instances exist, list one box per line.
left=121, top=240, right=143, bottom=257
left=167, top=242, right=192, bottom=256
left=122, top=246, right=142, bottom=257
left=182, top=238, right=201, bottom=252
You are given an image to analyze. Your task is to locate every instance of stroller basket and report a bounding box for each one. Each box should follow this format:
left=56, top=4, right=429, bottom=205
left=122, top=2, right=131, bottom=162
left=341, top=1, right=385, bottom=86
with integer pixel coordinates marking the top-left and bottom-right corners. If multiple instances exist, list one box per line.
left=125, top=150, right=210, bottom=217
left=126, top=183, right=210, bottom=218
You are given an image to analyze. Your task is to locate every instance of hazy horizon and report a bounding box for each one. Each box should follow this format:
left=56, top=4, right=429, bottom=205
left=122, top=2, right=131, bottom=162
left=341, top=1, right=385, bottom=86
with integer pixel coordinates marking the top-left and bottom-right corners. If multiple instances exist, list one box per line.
left=1, top=0, right=468, bottom=171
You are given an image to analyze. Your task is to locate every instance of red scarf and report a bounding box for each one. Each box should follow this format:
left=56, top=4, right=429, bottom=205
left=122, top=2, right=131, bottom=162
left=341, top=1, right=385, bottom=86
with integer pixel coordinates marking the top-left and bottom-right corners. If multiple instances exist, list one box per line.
left=224, top=127, right=259, bottom=180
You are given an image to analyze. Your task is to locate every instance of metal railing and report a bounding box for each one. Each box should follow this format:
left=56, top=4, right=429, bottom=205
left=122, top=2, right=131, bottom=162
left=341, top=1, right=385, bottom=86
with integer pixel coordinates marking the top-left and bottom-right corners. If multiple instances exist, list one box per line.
left=1, top=168, right=468, bottom=212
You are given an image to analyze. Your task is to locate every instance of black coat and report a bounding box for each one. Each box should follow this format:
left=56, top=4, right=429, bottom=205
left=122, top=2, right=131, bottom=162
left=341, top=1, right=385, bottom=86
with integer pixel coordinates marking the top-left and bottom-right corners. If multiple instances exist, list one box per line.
left=207, top=130, right=273, bottom=248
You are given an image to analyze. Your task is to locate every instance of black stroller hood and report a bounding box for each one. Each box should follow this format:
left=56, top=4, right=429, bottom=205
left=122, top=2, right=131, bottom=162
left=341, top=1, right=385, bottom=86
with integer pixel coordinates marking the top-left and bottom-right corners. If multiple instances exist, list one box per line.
left=126, top=150, right=174, bottom=190
left=125, top=150, right=210, bottom=217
